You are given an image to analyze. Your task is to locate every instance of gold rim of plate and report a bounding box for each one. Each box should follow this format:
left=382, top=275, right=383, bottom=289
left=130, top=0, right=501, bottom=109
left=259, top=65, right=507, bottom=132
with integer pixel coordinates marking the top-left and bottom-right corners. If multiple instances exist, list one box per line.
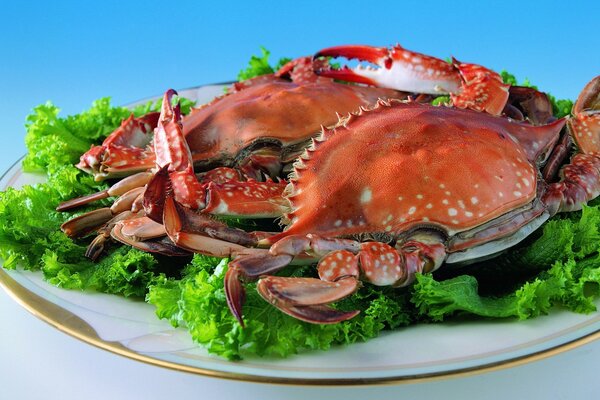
left=2, top=93, right=600, bottom=385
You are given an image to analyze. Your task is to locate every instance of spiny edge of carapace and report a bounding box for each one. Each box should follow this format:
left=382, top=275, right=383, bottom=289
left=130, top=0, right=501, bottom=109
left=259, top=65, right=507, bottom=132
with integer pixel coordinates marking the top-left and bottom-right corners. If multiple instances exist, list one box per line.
left=282, top=98, right=413, bottom=227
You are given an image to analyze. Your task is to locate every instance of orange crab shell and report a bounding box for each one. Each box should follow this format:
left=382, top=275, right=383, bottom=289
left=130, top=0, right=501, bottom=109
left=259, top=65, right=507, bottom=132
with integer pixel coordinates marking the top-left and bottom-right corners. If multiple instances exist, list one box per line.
left=182, top=80, right=403, bottom=164
left=276, top=100, right=565, bottom=241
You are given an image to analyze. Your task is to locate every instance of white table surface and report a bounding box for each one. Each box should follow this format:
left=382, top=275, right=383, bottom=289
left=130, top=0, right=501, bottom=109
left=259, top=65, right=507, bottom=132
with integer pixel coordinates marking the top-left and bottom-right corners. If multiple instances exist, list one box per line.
left=0, top=154, right=599, bottom=400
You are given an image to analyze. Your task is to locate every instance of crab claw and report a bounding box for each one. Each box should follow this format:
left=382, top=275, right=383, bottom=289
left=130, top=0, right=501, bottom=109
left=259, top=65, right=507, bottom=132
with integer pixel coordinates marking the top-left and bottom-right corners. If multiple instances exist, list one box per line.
left=77, top=112, right=160, bottom=180
left=153, top=89, right=206, bottom=210
left=314, top=44, right=509, bottom=115
left=450, top=59, right=510, bottom=115
left=256, top=276, right=360, bottom=324
left=225, top=252, right=294, bottom=326
left=314, top=44, right=461, bottom=95
left=570, top=75, right=600, bottom=154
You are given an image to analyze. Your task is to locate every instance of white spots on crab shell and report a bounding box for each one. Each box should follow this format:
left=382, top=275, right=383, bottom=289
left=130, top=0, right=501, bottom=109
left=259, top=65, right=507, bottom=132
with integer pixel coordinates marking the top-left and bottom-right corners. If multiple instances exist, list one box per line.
left=408, top=206, right=417, bottom=215
left=470, top=196, right=479, bottom=205
left=522, top=178, right=530, bottom=187
left=334, top=219, right=343, bottom=227
left=360, top=187, right=372, bottom=204
left=398, top=196, right=404, bottom=201
left=426, top=203, right=433, bottom=209
left=457, top=200, right=465, bottom=209
left=442, top=199, right=449, bottom=205
left=513, top=191, right=522, bottom=197
left=448, top=208, right=458, bottom=217
left=439, top=183, right=446, bottom=189
left=416, top=194, right=424, bottom=200
left=321, top=269, right=333, bottom=279
left=498, top=192, right=504, bottom=198
left=465, top=211, right=474, bottom=218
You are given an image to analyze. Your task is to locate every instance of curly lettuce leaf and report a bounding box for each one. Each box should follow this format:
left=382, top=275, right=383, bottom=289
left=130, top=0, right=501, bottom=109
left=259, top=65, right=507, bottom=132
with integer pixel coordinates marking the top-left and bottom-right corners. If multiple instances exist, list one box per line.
left=237, top=47, right=291, bottom=81
left=147, top=255, right=414, bottom=360
left=413, top=205, right=600, bottom=321
left=22, top=96, right=195, bottom=176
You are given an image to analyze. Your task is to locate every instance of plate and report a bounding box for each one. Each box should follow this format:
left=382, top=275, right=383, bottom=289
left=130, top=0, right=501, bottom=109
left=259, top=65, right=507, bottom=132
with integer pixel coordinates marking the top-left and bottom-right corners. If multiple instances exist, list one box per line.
left=1, top=85, right=600, bottom=385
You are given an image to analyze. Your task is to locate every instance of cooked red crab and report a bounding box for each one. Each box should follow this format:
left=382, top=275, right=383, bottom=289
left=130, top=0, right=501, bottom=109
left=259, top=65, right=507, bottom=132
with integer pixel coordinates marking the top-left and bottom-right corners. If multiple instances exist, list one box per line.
left=215, top=75, right=599, bottom=325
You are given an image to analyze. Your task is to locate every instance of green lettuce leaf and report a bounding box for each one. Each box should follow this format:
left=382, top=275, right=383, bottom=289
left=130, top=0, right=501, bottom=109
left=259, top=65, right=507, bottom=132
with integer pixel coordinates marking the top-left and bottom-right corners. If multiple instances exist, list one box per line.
left=237, top=47, right=291, bottom=81
left=413, top=205, right=600, bottom=321
left=147, top=255, right=414, bottom=360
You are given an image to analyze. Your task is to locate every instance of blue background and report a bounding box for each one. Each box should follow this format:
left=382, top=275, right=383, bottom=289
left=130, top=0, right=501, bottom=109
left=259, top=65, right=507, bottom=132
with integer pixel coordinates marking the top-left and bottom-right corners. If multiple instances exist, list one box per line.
left=1, top=0, right=599, bottom=173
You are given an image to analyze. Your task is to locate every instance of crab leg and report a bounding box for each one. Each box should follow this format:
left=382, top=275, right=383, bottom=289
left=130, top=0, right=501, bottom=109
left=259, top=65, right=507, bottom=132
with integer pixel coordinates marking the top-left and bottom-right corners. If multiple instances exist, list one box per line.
left=314, top=44, right=509, bottom=115
left=543, top=76, right=600, bottom=214
left=59, top=183, right=147, bottom=238
left=56, top=171, right=153, bottom=212
left=226, top=234, right=446, bottom=325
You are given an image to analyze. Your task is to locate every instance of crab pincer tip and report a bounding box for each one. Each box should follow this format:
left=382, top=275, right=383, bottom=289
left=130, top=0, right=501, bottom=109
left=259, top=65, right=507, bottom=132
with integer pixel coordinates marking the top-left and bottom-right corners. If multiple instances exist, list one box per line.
left=313, top=44, right=389, bottom=63
left=161, top=89, right=181, bottom=120
left=224, top=266, right=246, bottom=327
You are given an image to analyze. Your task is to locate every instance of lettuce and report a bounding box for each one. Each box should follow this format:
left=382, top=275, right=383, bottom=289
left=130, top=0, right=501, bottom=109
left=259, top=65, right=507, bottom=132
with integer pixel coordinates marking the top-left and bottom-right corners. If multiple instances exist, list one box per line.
left=414, top=204, right=600, bottom=321
left=147, top=255, right=414, bottom=360
left=237, top=47, right=291, bottom=81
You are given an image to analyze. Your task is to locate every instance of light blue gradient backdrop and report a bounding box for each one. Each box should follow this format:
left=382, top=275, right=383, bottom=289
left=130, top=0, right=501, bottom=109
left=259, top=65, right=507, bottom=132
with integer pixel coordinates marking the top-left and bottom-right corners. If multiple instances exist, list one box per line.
left=1, top=0, right=598, bottom=172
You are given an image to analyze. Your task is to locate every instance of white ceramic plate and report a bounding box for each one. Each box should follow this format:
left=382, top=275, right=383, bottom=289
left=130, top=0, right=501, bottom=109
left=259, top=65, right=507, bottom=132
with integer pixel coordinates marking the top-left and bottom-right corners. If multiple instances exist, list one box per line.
left=1, top=85, right=599, bottom=385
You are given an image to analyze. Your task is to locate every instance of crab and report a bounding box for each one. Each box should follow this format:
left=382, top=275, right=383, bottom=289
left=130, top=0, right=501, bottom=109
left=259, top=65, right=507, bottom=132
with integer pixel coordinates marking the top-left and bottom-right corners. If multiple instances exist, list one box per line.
left=216, top=74, right=600, bottom=325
